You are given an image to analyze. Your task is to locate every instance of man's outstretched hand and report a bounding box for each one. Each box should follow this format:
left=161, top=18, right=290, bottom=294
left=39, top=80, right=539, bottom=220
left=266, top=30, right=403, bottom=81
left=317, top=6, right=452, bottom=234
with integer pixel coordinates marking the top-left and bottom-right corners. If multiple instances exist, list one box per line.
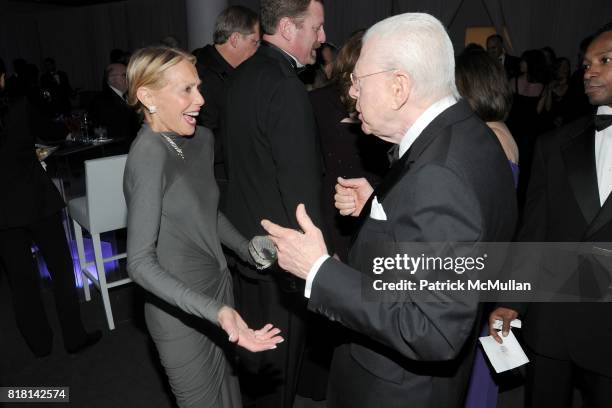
left=261, top=204, right=328, bottom=280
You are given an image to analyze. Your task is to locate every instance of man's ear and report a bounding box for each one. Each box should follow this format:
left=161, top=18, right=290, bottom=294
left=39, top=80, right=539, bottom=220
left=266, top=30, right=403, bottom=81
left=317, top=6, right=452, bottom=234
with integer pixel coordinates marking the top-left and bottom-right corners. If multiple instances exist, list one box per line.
left=391, top=71, right=411, bottom=110
left=278, top=17, right=295, bottom=42
left=229, top=32, right=240, bottom=48
left=0, top=73, right=5, bottom=90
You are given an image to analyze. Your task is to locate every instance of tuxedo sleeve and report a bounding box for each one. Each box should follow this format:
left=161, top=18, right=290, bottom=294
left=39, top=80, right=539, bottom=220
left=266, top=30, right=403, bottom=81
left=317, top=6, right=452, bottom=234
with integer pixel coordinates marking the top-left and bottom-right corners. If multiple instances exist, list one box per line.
left=308, top=163, right=482, bottom=361
left=265, top=77, right=324, bottom=230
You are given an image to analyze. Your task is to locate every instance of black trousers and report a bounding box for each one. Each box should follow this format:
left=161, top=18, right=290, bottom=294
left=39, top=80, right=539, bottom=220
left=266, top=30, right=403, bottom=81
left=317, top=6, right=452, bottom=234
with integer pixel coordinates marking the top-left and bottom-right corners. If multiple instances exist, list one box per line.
left=526, top=349, right=612, bottom=408
left=234, top=263, right=307, bottom=408
left=0, top=211, right=87, bottom=355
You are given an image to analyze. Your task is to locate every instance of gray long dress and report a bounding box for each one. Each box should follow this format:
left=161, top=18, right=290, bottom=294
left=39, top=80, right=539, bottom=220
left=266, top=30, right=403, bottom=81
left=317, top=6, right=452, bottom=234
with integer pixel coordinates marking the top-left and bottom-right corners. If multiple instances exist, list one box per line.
left=124, top=124, right=249, bottom=408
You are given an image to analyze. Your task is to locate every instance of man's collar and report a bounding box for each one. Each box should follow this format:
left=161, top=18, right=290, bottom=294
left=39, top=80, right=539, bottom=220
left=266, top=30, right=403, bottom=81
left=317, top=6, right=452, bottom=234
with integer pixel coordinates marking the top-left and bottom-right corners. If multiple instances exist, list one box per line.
left=283, top=50, right=304, bottom=68
left=597, top=105, right=612, bottom=115
left=398, top=95, right=458, bottom=158
left=261, top=41, right=304, bottom=70
left=211, top=44, right=236, bottom=73
left=108, top=84, right=125, bottom=100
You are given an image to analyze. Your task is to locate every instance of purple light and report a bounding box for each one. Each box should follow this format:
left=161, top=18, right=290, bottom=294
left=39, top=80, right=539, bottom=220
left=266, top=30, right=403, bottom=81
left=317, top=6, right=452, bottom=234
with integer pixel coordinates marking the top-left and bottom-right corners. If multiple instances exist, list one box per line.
left=36, top=239, right=119, bottom=287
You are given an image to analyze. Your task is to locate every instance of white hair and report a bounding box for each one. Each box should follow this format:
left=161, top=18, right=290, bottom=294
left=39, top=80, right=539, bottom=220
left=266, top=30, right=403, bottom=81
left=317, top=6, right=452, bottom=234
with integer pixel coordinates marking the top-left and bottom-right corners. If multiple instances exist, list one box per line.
left=364, top=12, right=458, bottom=103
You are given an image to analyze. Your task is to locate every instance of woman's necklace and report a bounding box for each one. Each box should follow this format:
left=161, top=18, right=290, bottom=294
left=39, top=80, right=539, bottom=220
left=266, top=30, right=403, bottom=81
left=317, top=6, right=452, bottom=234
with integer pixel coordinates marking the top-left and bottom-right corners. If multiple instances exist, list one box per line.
left=160, top=133, right=185, bottom=160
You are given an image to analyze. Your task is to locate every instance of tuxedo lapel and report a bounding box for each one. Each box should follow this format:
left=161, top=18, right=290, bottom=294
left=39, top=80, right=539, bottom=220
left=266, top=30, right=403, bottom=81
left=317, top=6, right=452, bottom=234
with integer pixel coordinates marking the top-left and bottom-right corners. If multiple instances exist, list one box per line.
left=561, top=124, right=600, bottom=226
left=585, top=190, right=612, bottom=239
left=351, top=101, right=473, bottom=243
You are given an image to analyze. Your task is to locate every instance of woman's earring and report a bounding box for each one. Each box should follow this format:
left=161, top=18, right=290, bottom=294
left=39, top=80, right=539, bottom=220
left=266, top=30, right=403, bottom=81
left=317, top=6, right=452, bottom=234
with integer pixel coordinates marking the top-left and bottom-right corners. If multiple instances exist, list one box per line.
left=148, top=106, right=157, bottom=114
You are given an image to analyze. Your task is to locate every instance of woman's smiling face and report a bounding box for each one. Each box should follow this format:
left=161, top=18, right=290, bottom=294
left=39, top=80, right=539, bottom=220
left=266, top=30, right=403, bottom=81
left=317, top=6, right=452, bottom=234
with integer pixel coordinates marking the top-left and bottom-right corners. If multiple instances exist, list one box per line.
left=146, top=60, right=204, bottom=136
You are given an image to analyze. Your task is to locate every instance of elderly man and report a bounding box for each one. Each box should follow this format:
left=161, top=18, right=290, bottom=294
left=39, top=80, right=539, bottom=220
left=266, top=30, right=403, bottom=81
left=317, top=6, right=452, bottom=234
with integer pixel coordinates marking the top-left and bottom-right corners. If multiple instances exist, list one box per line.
left=194, top=5, right=259, bottom=192
left=88, top=63, right=140, bottom=152
left=262, top=13, right=517, bottom=408
left=223, top=0, right=326, bottom=407
left=490, top=22, right=612, bottom=408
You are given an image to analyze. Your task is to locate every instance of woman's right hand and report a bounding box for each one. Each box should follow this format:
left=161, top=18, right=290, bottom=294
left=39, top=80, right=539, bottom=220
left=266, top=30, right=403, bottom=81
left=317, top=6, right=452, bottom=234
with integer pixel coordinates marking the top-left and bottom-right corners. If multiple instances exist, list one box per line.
left=334, top=177, right=374, bottom=217
left=217, top=306, right=284, bottom=352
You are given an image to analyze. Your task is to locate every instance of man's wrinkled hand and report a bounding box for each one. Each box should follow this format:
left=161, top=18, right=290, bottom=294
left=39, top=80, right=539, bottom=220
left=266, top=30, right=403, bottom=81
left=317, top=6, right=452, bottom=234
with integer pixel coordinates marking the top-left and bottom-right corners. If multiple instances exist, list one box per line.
left=334, top=177, right=373, bottom=217
left=261, top=204, right=328, bottom=280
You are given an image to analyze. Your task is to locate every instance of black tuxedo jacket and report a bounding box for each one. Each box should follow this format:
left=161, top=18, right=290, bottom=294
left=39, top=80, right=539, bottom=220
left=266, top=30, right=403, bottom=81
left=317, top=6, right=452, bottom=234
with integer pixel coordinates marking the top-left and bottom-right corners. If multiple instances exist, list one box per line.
left=40, top=70, right=72, bottom=114
left=0, top=96, right=65, bottom=229
left=194, top=44, right=235, bottom=180
left=503, top=54, right=521, bottom=79
left=224, top=43, right=325, bottom=282
left=88, top=85, right=140, bottom=150
left=308, top=101, right=518, bottom=408
left=510, top=115, right=612, bottom=377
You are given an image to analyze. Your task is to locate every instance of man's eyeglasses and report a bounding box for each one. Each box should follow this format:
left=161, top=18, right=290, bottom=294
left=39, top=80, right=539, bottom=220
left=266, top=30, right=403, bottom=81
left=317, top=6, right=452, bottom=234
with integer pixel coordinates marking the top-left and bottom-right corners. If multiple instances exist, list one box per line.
left=350, top=69, right=397, bottom=89
left=243, top=35, right=261, bottom=46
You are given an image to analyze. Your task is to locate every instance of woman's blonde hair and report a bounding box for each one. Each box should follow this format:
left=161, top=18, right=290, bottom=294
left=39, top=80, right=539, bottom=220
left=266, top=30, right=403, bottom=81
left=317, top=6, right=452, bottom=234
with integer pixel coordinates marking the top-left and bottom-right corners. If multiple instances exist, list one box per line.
left=126, top=46, right=196, bottom=114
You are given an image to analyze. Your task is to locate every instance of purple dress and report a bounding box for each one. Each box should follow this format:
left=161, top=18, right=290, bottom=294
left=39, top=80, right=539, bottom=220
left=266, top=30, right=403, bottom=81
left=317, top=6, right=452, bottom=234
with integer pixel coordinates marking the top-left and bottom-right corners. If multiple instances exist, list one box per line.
left=464, top=161, right=519, bottom=408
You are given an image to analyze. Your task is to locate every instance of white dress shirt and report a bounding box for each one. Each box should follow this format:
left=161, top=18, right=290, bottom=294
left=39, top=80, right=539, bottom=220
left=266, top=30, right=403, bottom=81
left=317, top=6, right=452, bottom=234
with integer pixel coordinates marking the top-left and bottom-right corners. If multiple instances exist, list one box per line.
left=109, top=84, right=126, bottom=101
left=304, top=95, right=458, bottom=298
left=595, top=105, right=612, bottom=206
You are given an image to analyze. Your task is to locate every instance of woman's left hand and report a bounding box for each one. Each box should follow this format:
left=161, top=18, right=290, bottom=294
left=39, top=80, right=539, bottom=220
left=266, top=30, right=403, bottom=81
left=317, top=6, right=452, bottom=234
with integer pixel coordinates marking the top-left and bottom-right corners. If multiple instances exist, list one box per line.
left=218, top=306, right=284, bottom=352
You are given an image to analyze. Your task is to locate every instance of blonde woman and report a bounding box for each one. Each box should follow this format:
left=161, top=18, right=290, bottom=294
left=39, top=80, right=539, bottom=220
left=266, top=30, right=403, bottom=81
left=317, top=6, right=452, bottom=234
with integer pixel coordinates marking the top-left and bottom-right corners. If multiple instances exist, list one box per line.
left=123, top=47, right=282, bottom=408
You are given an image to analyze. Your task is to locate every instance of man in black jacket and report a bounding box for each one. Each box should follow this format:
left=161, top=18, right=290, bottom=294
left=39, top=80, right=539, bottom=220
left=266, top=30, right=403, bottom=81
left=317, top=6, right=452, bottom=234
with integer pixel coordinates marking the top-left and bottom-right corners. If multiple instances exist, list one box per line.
left=194, top=5, right=259, bottom=191
left=40, top=57, right=72, bottom=115
left=490, top=22, right=612, bottom=407
left=262, top=12, right=517, bottom=408
left=487, top=34, right=520, bottom=80
left=88, top=63, right=140, bottom=152
left=223, top=1, right=325, bottom=407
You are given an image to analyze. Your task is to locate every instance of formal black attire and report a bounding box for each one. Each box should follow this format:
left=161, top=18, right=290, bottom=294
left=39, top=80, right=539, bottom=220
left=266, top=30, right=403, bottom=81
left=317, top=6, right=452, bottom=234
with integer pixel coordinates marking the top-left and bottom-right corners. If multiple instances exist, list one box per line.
left=224, top=42, right=325, bottom=408
left=298, top=84, right=390, bottom=400
left=502, top=54, right=521, bottom=79
left=40, top=70, right=72, bottom=115
left=308, top=101, right=518, bottom=408
left=501, top=115, right=612, bottom=407
left=0, top=95, right=89, bottom=356
left=195, top=44, right=234, bottom=187
left=88, top=84, right=140, bottom=152
left=506, top=79, right=548, bottom=210
left=309, top=84, right=389, bottom=260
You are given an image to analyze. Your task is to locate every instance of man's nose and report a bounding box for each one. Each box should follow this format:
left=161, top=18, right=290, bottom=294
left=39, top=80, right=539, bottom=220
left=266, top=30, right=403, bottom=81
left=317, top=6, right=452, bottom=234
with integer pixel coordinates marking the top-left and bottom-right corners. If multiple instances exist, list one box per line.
left=584, top=65, right=597, bottom=81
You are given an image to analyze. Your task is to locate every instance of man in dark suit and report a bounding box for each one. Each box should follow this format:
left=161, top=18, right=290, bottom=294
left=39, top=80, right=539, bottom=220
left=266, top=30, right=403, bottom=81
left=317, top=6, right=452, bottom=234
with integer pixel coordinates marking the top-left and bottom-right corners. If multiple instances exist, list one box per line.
left=223, top=1, right=326, bottom=406
left=262, top=13, right=517, bottom=408
left=490, top=23, right=612, bottom=408
left=193, top=5, right=259, bottom=203
left=88, top=63, right=140, bottom=152
left=487, top=34, right=520, bottom=80
left=39, top=57, right=72, bottom=115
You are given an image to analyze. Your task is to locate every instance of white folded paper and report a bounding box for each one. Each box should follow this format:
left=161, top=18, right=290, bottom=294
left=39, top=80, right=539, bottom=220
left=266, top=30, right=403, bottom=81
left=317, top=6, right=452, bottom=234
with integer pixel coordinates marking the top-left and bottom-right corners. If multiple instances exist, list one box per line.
left=369, top=196, right=387, bottom=221
left=479, top=330, right=529, bottom=373
left=492, top=318, right=522, bottom=330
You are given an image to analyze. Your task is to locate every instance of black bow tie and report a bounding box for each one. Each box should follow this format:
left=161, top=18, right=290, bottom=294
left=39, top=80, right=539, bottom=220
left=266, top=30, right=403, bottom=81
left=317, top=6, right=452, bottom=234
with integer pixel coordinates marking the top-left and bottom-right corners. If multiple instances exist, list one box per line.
left=594, top=114, right=612, bottom=132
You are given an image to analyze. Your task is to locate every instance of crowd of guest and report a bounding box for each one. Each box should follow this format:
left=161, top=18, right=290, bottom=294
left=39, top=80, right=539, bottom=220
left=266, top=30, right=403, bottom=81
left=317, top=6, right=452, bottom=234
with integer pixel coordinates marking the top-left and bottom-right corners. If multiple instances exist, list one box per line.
left=2, top=1, right=612, bottom=408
